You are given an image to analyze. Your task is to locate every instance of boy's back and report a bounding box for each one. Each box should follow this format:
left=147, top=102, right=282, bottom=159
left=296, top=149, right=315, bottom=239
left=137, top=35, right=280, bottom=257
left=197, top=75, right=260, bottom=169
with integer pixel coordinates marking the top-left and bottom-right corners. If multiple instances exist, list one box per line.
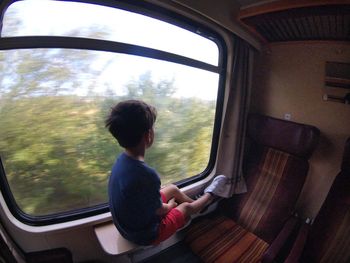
left=108, top=152, right=162, bottom=245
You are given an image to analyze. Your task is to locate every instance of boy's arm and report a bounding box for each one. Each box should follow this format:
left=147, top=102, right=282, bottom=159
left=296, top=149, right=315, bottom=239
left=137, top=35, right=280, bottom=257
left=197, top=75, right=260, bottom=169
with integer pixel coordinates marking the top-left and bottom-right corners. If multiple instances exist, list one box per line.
left=156, top=198, right=177, bottom=216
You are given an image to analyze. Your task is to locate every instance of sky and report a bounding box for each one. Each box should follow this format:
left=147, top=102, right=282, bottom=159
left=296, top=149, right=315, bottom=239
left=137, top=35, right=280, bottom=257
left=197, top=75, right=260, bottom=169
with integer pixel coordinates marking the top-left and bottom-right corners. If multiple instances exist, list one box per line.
left=2, top=0, right=220, bottom=100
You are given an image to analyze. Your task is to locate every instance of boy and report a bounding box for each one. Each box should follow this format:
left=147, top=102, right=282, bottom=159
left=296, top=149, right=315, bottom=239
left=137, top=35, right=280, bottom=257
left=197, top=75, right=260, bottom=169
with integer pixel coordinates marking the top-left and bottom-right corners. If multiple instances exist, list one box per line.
left=106, top=100, right=229, bottom=245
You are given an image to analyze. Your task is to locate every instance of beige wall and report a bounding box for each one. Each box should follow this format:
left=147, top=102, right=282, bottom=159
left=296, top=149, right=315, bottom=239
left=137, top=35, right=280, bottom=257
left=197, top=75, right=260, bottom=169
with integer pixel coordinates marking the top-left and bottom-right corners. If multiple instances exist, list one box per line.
left=251, top=42, right=350, bottom=219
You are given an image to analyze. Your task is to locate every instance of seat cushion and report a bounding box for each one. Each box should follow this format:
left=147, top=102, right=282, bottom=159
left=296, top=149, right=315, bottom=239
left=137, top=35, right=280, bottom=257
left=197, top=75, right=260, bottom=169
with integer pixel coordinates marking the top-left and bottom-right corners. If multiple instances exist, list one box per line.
left=185, top=115, right=319, bottom=262
left=186, top=215, right=269, bottom=263
left=302, top=170, right=350, bottom=263
left=221, top=146, right=308, bottom=243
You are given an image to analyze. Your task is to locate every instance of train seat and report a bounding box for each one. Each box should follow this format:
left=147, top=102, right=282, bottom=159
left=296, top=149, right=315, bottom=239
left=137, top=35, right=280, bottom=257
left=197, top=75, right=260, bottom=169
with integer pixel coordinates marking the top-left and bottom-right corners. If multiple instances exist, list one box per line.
left=285, top=137, right=350, bottom=263
left=185, top=114, right=320, bottom=263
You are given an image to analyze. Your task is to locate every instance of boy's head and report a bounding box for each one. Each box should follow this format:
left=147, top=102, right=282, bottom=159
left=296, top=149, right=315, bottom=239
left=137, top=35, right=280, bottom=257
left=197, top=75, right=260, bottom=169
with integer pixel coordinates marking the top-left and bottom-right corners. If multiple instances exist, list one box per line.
left=105, top=100, right=157, bottom=148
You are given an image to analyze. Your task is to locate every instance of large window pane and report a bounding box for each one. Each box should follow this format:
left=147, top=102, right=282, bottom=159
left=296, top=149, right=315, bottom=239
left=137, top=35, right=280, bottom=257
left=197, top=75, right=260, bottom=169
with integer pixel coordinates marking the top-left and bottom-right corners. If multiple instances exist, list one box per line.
left=2, top=0, right=218, bottom=65
left=0, top=48, right=219, bottom=216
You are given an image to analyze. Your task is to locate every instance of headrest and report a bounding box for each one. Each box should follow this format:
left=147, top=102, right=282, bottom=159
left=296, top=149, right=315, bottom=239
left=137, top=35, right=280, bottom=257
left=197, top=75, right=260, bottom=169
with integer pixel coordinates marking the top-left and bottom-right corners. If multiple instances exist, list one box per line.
left=341, top=137, right=350, bottom=171
left=247, top=114, right=320, bottom=159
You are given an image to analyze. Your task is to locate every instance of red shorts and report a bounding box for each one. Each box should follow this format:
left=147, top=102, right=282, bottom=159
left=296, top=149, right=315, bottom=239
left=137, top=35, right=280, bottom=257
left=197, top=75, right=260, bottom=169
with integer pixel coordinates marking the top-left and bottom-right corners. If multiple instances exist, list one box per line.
left=152, top=191, right=186, bottom=244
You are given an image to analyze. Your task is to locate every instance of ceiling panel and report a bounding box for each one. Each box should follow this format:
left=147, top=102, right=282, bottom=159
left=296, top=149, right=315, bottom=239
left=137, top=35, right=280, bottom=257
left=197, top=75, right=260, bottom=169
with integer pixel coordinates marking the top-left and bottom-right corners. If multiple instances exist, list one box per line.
left=239, top=4, right=350, bottom=42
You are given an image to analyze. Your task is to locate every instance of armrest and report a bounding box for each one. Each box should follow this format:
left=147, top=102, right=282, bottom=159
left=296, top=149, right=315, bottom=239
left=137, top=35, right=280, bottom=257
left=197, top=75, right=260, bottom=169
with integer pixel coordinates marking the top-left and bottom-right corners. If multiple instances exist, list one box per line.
left=284, top=221, right=310, bottom=263
left=261, top=216, right=299, bottom=263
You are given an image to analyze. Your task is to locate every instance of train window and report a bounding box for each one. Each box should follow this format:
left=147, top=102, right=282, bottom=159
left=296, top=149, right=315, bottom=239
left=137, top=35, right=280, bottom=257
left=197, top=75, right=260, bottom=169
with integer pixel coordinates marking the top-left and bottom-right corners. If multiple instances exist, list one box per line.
left=0, top=0, right=224, bottom=222
left=2, top=0, right=218, bottom=65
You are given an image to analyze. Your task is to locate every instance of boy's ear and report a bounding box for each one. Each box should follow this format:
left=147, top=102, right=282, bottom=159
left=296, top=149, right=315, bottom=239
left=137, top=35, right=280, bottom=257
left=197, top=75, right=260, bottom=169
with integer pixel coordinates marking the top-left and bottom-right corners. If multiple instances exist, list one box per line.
left=145, top=128, right=154, bottom=147
left=142, top=129, right=150, bottom=142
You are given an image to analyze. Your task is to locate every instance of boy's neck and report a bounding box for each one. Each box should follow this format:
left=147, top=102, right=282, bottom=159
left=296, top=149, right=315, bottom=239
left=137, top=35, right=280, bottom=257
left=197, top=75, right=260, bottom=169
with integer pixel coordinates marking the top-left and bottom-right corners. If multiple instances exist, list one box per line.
left=125, top=146, right=145, bottom=161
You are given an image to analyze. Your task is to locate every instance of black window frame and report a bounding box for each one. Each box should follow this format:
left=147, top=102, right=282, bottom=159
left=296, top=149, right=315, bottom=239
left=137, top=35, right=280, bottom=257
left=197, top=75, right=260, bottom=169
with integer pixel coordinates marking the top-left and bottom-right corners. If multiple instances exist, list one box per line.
left=0, top=0, right=227, bottom=226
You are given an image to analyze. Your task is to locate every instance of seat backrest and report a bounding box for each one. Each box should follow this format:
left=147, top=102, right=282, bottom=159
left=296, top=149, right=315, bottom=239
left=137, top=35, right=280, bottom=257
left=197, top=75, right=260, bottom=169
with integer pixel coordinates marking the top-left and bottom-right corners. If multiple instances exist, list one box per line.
left=221, top=114, right=319, bottom=243
left=301, top=137, right=350, bottom=263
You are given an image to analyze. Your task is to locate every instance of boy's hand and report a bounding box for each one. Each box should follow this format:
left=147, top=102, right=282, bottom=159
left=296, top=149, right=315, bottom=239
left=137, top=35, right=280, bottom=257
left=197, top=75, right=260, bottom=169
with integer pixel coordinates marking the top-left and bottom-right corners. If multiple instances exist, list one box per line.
left=156, top=198, right=177, bottom=216
left=168, top=198, right=178, bottom=208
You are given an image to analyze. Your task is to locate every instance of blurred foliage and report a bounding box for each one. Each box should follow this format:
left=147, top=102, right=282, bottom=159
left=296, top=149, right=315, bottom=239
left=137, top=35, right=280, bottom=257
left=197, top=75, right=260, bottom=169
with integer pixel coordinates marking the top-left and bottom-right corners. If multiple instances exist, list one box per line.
left=0, top=12, right=216, bottom=216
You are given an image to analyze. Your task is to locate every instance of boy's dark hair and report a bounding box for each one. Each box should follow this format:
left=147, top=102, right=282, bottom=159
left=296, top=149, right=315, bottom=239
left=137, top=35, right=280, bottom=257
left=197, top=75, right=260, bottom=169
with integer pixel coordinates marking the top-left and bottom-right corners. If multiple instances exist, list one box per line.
left=105, top=100, right=157, bottom=148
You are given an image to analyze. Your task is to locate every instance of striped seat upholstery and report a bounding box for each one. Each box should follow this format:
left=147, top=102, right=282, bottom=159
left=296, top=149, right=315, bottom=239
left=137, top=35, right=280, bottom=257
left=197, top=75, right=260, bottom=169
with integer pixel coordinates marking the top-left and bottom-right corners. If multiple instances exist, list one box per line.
left=237, top=148, right=291, bottom=235
left=186, top=216, right=268, bottom=263
left=224, top=145, right=309, bottom=244
left=186, top=115, right=319, bottom=263
left=297, top=137, right=350, bottom=263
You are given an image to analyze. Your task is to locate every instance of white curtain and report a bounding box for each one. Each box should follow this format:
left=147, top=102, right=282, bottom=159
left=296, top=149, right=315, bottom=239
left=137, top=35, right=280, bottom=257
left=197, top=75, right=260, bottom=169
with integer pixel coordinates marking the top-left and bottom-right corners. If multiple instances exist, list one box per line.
left=215, top=36, right=255, bottom=196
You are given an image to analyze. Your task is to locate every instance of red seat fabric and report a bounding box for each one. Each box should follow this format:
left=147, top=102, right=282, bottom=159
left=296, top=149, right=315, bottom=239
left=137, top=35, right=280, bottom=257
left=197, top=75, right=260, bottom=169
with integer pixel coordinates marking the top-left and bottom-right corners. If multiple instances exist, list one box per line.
left=186, top=114, right=319, bottom=263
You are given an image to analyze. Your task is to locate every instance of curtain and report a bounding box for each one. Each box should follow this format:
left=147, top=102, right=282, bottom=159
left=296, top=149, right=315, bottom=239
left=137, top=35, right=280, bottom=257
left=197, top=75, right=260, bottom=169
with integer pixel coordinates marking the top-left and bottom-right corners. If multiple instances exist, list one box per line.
left=215, top=36, right=255, bottom=196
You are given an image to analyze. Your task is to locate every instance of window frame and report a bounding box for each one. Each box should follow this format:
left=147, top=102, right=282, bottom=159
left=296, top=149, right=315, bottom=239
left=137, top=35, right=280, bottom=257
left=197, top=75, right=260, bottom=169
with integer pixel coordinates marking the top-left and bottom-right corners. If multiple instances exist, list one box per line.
left=0, top=0, right=227, bottom=225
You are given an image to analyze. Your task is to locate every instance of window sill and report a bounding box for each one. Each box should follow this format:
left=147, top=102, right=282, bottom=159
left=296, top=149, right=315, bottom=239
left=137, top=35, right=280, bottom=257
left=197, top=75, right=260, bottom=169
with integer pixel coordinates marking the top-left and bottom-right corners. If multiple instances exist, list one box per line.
left=94, top=222, right=140, bottom=255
